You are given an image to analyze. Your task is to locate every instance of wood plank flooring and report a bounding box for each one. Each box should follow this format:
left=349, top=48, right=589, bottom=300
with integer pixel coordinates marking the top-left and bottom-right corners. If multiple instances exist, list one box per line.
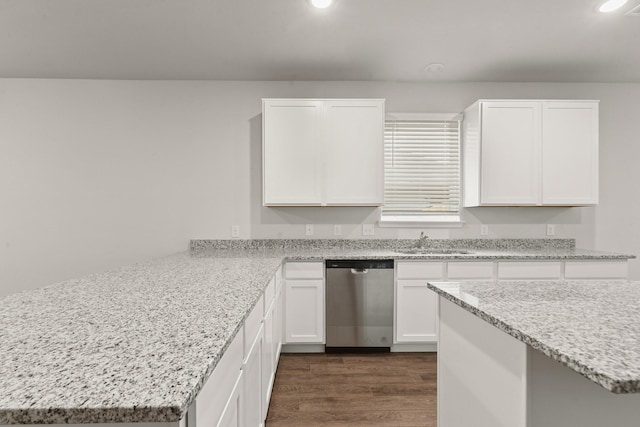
left=266, top=352, right=437, bottom=427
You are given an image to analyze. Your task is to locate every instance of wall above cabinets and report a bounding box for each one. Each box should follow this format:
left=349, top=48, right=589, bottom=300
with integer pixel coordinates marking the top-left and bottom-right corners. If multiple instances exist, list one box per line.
left=262, top=98, right=385, bottom=207
left=462, top=100, right=599, bottom=207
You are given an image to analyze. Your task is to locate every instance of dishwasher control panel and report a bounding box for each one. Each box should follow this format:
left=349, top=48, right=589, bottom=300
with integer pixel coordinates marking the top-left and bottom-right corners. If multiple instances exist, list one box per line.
left=326, top=260, right=394, bottom=269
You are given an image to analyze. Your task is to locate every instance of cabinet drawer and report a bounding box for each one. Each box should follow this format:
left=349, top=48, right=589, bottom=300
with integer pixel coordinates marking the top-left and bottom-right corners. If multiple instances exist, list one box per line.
left=285, top=262, right=324, bottom=279
left=244, top=295, right=264, bottom=360
left=498, top=262, right=562, bottom=280
left=447, top=262, right=494, bottom=280
left=275, top=265, right=283, bottom=292
left=195, top=329, right=243, bottom=427
left=565, top=261, right=628, bottom=279
left=396, top=262, right=444, bottom=279
left=264, top=277, right=275, bottom=311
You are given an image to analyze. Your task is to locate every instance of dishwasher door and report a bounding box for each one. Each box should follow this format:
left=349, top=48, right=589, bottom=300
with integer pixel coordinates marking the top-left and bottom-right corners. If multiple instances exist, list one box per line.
left=325, top=260, right=394, bottom=350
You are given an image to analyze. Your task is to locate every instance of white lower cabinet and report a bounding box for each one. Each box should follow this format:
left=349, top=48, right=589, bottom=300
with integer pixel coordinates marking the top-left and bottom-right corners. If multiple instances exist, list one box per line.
left=394, top=259, right=630, bottom=348
left=395, top=261, right=443, bottom=344
left=261, top=298, right=275, bottom=420
left=274, top=272, right=284, bottom=361
left=192, top=270, right=284, bottom=427
left=243, top=322, right=264, bottom=427
left=284, top=262, right=325, bottom=344
left=193, top=257, right=631, bottom=427
left=216, top=371, right=243, bottom=427
left=194, top=328, right=244, bottom=427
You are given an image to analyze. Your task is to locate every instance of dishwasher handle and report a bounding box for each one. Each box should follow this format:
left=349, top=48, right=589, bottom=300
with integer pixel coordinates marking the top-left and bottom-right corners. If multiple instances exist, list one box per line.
left=350, top=268, right=369, bottom=275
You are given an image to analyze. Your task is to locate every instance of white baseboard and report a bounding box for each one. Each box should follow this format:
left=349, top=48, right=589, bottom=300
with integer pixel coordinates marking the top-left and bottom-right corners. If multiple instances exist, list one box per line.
left=391, top=343, right=438, bottom=352
left=281, top=344, right=325, bottom=353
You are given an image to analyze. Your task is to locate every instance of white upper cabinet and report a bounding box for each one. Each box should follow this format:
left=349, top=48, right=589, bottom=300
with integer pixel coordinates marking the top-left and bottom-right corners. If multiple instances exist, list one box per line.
left=262, top=99, right=323, bottom=205
left=463, top=99, right=599, bottom=207
left=262, top=98, right=384, bottom=206
left=541, top=102, right=599, bottom=205
left=324, top=100, right=385, bottom=205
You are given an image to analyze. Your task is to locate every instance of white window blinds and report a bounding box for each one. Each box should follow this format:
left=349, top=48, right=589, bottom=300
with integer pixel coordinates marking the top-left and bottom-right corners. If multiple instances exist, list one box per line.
left=382, top=119, right=461, bottom=219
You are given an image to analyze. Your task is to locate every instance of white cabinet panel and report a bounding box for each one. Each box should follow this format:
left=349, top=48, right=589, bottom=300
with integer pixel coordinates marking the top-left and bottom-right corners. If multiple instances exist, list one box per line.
left=284, top=279, right=325, bottom=343
left=542, top=102, right=599, bottom=205
left=274, top=281, right=284, bottom=362
left=498, top=262, right=562, bottom=280
left=479, top=101, right=540, bottom=205
left=243, top=296, right=263, bottom=359
left=324, top=100, right=384, bottom=205
left=438, top=298, right=527, bottom=427
left=216, top=371, right=243, bottom=427
left=396, top=261, right=444, bottom=279
left=195, top=330, right=243, bottom=427
left=463, top=99, right=599, bottom=207
left=395, top=261, right=443, bottom=344
left=396, top=279, right=439, bottom=343
left=263, top=98, right=384, bottom=207
left=263, top=278, right=275, bottom=312
left=565, top=261, right=628, bottom=279
left=284, top=262, right=324, bottom=279
left=447, top=262, right=494, bottom=280
left=243, top=323, right=264, bottom=427
left=261, top=300, right=275, bottom=420
left=262, top=99, right=323, bottom=205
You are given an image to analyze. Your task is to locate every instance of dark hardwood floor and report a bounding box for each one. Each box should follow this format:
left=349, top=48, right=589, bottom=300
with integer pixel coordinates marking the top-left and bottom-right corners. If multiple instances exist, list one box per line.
left=265, top=352, right=437, bottom=427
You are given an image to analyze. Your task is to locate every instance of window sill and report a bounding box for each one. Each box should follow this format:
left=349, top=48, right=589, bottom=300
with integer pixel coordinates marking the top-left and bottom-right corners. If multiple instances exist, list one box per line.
left=379, top=215, right=465, bottom=229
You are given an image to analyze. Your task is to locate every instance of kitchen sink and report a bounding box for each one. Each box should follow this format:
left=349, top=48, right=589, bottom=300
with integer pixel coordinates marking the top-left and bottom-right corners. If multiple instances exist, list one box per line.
left=396, top=249, right=472, bottom=255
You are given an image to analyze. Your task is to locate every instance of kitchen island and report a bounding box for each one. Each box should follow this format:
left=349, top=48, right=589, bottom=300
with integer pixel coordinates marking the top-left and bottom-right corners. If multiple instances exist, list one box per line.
left=428, top=280, right=640, bottom=427
left=0, top=239, right=635, bottom=426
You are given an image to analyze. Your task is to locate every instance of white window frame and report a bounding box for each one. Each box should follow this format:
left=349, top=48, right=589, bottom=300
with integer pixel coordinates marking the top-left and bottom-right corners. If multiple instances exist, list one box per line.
left=379, top=113, right=464, bottom=228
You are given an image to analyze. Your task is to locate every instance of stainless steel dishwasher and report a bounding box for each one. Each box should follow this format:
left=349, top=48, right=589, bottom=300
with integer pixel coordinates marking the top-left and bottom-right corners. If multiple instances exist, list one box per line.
left=325, top=259, right=394, bottom=352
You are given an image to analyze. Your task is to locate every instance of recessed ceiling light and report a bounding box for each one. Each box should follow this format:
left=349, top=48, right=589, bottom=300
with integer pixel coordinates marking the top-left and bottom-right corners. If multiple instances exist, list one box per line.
left=310, top=0, right=333, bottom=9
left=598, top=0, right=628, bottom=13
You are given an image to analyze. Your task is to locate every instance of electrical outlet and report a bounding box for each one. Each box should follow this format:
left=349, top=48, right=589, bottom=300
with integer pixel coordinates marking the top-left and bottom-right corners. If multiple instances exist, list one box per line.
left=546, top=224, right=555, bottom=236
left=480, top=224, right=489, bottom=236
left=305, top=224, right=314, bottom=236
left=231, top=225, right=240, bottom=238
left=362, top=224, right=375, bottom=236
left=333, top=225, right=342, bottom=236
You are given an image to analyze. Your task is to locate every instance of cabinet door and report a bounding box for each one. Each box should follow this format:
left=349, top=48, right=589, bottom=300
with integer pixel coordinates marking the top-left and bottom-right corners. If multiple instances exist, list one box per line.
left=324, top=99, right=384, bottom=205
left=541, top=101, right=599, bottom=205
left=217, top=371, right=243, bottom=427
left=273, top=283, right=284, bottom=366
left=480, top=101, right=541, bottom=205
left=284, top=279, right=325, bottom=343
left=396, top=279, right=439, bottom=343
left=243, top=324, right=264, bottom=427
left=262, top=99, right=323, bottom=205
left=261, top=301, right=275, bottom=420
left=195, top=330, right=243, bottom=427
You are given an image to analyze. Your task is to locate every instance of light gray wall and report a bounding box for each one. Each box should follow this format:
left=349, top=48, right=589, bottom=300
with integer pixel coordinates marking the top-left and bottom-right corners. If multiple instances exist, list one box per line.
left=1, top=79, right=638, bottom=296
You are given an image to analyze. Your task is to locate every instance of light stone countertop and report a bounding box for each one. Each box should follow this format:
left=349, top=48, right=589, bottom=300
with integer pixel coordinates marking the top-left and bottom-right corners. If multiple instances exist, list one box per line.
left=0, top=239, right=635, bottom=424
left=427, top=280, right=640, bottom=393
left=0, top=253, right=283, bottom=425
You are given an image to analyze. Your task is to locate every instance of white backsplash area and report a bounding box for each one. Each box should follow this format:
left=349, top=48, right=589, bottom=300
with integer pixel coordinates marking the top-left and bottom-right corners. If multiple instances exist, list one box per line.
left=247, top=205, right=593, bottom=247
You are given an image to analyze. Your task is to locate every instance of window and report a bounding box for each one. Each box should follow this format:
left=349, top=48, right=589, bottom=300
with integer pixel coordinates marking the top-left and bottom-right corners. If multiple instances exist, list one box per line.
left=381, top=114, right=462, bottom=226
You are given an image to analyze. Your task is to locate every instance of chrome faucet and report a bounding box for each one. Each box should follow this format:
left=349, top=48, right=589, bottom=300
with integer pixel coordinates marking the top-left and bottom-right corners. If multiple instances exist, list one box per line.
left=414, top=232, right=429, bottom=248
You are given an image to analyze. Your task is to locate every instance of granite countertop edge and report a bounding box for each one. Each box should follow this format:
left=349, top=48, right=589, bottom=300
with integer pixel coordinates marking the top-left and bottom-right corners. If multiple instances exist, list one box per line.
left=426, top=283, right=639, bottom=394
left=0, top=239, right=635, bottom=424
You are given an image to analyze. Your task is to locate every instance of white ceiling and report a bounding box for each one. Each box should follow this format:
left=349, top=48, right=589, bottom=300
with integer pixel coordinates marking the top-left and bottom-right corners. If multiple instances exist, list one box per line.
left=1, top=0, right=639, bottom=82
